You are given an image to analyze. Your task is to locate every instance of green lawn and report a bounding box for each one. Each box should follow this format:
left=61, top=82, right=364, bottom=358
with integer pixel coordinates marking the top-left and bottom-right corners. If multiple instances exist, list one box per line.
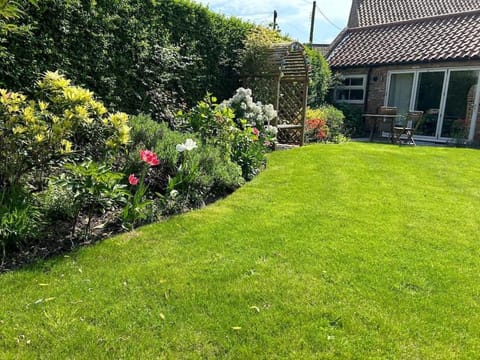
left=2, top=142, right=480, bottom=359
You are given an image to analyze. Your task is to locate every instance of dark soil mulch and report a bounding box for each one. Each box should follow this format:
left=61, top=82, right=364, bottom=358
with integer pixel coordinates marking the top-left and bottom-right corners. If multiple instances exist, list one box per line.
left=0, top=212, right=124, bottom=273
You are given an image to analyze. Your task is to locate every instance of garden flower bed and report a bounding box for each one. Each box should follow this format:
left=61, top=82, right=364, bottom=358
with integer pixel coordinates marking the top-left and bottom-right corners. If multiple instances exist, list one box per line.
left=0, top=75, right=277, bottom=272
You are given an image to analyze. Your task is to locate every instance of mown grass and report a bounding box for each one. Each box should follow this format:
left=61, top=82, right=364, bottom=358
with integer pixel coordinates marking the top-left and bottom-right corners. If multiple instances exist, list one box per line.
left=1, top=142, right=480, bottom=359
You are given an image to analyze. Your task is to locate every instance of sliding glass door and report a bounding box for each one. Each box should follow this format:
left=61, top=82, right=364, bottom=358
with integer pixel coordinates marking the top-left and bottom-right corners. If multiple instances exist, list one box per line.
left=413, top=71, right=445, bottom=137
left=440, top=70, right=480, bottom=139
left=386, top=68, right=480, bottom=142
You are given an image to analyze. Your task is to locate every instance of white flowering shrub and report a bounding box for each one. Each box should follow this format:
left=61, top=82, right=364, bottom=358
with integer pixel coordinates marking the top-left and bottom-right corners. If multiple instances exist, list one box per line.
left=221, top=87, right=278, bottom=131
left=180, top=89, right=278, bottom=181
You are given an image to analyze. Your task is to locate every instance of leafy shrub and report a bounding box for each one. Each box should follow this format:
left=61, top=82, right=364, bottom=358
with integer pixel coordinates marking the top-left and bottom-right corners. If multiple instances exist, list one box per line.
left=55, top=161, right=128, bottom=238
left=127, top=114, right=187, bottom=194
left=180, top=94, right=237, bottom=157
left=127, top=113, right=244, bottom=215
left=197, top=146, right=244, bottom=199
left=0, top=185, right=42, bottom=257
left=36, top=182, right=77, bottom=222
left=180, top=90, right=276, bottom=180
left=0, top=71, right=130, bottom=191
left=166, top=139, right=244, bottom=213
left=335, top=103, right=365, bottom=138
left=128, top=114, right=168, bottom=151
left=306, top=106, right=347, bottom=143
left=220, top=88, right=277, bottom=179
left=239, top=26, right=287, bottom=76
left=305, top=47, right=331, bottom=107
left=305, top=119, right=328, bottom=142
left=230, top=126, right=267, bottom=180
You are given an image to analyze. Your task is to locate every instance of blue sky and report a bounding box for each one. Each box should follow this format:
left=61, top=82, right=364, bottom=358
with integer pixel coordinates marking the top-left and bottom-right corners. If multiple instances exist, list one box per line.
left=193, top=0, right=352, bottom=44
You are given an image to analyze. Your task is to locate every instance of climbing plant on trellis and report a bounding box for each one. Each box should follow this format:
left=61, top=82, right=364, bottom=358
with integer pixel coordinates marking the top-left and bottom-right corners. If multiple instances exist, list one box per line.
left=243, top=42, right=310, bottom=145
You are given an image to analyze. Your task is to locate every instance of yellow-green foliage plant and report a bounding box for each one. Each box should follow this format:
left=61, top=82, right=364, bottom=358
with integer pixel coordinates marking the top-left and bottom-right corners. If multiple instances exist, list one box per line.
left=0, top=71, right=130, bottom=191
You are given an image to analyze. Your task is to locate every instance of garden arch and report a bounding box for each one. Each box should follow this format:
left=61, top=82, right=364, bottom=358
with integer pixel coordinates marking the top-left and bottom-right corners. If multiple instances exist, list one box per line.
left=243, top=42, right=310, bottom=145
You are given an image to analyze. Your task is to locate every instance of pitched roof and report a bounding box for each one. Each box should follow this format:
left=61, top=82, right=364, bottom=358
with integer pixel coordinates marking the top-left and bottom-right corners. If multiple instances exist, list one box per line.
left=328, top=1, right=480, bottom=68
left=349, top=0, right=480, bottom=27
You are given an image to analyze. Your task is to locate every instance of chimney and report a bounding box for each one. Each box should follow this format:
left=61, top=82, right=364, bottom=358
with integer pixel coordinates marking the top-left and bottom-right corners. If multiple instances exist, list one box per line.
left=347, top=0, right=360, bottom=28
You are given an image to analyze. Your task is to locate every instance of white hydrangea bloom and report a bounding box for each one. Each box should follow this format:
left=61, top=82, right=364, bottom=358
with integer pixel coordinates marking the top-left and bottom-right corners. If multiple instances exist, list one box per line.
left=176, top=138, right=197, bottom=152
left=266, top=125, right=278, bottom=135
left=223, top=87, right=278, bottom=128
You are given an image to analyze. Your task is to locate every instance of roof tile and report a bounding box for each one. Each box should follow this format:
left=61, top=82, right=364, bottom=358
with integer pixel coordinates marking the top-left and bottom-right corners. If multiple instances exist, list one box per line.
left=328, top=11, right=480, bottom=68
left=354, top=0, right=480, bottom=26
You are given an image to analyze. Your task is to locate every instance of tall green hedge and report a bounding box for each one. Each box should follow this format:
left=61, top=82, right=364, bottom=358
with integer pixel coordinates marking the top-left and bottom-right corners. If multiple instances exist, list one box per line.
left=0, top=0, right=253, bottom=120
left=305, top=46, right=331, bottom=107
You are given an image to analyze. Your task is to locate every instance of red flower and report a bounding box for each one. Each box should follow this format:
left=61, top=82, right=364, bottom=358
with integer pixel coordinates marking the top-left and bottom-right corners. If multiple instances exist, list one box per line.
left=317, top=130, right=327, bottom=140
left=252, top=127, right=260, bottom=136
left=128, top=174, right=139, bottom=186
left=306, top=118, right=326, bottom=130
left=139, top=149, right=160, bottom=166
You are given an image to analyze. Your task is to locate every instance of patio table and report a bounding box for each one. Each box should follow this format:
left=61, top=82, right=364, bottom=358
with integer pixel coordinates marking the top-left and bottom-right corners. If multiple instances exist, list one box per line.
left=362, top=114, right=403, bottom=142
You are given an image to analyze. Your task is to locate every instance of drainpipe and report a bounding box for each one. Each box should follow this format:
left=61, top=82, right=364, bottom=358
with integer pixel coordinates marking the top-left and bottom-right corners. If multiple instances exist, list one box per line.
left=363, top=67, right=373, bottom=114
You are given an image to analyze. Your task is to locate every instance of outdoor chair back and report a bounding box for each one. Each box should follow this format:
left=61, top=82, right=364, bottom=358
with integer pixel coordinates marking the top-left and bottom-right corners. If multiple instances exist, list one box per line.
left=392, top=110, right=424, bottom=145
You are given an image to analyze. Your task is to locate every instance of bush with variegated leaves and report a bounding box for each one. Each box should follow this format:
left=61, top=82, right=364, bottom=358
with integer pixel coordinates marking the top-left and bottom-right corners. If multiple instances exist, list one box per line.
left=0, top=71, right=130, bottom=190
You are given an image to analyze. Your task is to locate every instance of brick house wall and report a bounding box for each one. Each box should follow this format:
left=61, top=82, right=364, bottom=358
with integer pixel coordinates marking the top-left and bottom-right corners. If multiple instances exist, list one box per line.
left=333, top=60, right=480, bottom=140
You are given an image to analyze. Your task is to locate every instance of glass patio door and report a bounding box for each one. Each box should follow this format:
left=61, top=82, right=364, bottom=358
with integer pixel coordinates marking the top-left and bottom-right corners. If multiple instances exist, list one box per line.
left=387, top=73, right=413, bottom=115
left=440, top=70, right=480, bottom=140
left=413, top=71, right=445, bottom=138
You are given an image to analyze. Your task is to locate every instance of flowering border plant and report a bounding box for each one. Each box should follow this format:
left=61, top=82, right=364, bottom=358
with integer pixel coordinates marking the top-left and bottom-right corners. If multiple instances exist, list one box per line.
left=122, top=149, right=160, bottom=229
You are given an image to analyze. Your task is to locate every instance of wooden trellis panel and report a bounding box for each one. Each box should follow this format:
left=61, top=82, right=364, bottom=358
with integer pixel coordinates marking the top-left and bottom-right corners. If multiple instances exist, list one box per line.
left=243, top=42, right=310, bottom=145
left=277, top=80, right=307, bottom=145
left=246, top=75, right=278, bottom=110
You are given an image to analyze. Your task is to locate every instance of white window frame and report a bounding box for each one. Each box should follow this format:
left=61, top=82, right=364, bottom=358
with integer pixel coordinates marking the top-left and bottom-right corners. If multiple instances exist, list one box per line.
left=334, top=74, right=367, bottom=104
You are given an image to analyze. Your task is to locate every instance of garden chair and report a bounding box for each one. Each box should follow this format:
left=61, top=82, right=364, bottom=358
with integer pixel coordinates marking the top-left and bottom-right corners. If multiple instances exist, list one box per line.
left=392, top=111, right=424, bottom=145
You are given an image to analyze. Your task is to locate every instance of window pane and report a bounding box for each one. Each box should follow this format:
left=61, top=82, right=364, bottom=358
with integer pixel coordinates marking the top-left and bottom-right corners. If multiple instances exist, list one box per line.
left=335, top=89, right=350, bottom=101
left=349, top=89, right=364, bottom=100
left=387, top=73, right=413, bottom=115
left=335, top=89, right=364, bottom=102
left=335, top=75, right=366, bottom=103
left=349, top=78, right=364, bottom=86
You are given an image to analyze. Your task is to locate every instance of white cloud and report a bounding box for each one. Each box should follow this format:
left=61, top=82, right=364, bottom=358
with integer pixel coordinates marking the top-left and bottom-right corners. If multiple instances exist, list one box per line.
left=193, top=0, right=351, bottom=43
